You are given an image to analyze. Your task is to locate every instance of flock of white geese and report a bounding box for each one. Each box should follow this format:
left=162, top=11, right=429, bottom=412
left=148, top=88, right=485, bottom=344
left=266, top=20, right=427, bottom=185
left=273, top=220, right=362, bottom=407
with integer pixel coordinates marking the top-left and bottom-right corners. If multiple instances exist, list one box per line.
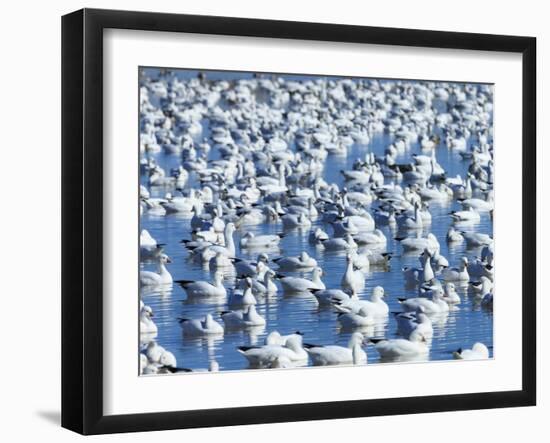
left=138, top=71, right=493, bottom=374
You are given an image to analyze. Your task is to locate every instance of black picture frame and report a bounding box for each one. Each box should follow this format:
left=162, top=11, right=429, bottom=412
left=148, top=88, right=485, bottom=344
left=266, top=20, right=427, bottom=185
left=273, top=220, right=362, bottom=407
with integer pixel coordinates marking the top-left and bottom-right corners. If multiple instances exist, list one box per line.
left=62, top=8, right=537, bottom=435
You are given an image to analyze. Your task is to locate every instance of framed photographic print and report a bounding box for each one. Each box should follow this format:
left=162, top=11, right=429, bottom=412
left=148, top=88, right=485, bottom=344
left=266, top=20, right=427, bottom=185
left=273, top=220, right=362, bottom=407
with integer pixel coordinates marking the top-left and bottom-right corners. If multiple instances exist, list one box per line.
left=61, top=8, right=536, bottom=435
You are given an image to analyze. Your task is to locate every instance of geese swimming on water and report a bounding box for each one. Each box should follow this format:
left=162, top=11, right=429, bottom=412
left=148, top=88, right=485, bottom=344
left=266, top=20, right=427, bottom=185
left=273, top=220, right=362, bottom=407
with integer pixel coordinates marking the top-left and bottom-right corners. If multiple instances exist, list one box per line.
left=139, top=71, right=495, bottom=373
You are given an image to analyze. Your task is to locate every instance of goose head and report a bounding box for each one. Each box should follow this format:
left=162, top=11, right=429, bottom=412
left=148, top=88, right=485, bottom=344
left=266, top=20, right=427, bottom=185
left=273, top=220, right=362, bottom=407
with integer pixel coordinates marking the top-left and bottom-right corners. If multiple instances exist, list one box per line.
left=432, top=287, right=445, bottom=301
left=257, top=253, right=269, bottom=264
left=371, top=286, right=385, bottom=300
left=225, top=222, right=236, bottom=236
left=312, top=267, right=324, bottom=279
left=285, top=335, right=304, bottom=352
left=445, top=282, right=456, bottom=295
left=158, top=253, right=172, bottom=264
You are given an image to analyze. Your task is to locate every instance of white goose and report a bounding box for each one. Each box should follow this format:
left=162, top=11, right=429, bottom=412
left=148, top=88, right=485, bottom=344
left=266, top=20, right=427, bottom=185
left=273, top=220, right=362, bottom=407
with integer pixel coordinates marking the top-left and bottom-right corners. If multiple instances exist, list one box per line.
left=237, top=335, right=308, bottom=368
left=175, top=271, right=226, bottom=298
left=198, top=223, right=237, bottom=263
left=140, top=229, right=164, bottom=261
left=398, top=288, right=449, bottom=314
left=139, top=253, right=173, bottom=286
left=221, top=305, right=266, bottom=329
left=277, top=267, right=326, bottom=293
left=453, top=342, right=490, bottom=360
left=370, top=333, right=430, bottom=360
left=304, top=332, right=367, bottom=366
left=353, top=229, right=387, bottom=248
left=310, top=288, right=352, bottom=306
left=341, top=254, right=366, bottom=295
left=264, top=331, right=304, bottom=346
left=308, top=227, right=329, bottom=244
left=233, top=253, right=269, bottom=278
left=229, top=278, right=257, bottom=307
left=273, top=251, right=318, bottom=271
left=451, top=205, right=481, bottom=223
left=396, top=233, right=440, bottom=254
left=250, top=270, right=278, bottom=296
left=442, top=257, right=470, bottom=282
left=446, top=227, right=464, bottom=243
left=394, top=308, right=433, bottom=340
left=178, top=313, right=224, bottom=336
left=337, top=307, right=376, bottom=329
left=334, top=286, right=389, bottom=317
left=140, top=304, right=158, bottom=335
left=320, top=233, right=358, bottom=251
left=461, top=232, right=493, bottom=248
left=239, top=232, right=283, bottom=249
left=281, top=213, right=312, bottom=229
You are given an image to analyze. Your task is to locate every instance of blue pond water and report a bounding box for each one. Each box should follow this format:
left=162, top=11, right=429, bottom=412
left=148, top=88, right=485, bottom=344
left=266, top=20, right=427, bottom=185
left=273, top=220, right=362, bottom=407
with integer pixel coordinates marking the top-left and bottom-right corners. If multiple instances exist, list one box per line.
left=139, top=71, right=493, bottom=372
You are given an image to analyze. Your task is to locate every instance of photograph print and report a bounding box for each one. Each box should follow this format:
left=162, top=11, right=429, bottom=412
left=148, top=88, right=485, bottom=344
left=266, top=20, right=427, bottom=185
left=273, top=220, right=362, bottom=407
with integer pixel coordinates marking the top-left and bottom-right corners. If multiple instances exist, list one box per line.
left=138, top=67, right=494, bottom=375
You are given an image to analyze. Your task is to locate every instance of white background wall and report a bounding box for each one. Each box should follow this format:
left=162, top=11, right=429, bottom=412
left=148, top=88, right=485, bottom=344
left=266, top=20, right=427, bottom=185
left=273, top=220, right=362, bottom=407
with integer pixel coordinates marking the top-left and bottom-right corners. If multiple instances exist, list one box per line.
left=0, top=0, right=545, bottom=441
